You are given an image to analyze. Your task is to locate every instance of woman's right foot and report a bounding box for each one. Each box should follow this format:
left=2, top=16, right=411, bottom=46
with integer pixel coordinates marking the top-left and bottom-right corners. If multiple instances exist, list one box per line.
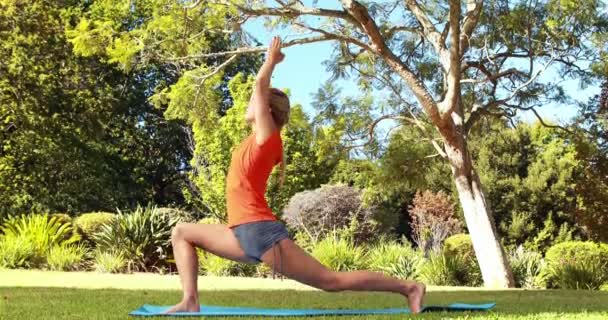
left=402, top=281, right=426, bottom=314
left=164, top=298, right=200, bottom=314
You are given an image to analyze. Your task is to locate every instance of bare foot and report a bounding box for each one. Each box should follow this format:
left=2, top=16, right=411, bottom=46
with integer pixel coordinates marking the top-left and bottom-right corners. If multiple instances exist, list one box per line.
left=402, top=281, right=426, bottom=314
left=163, top=298, right=200, bottom=314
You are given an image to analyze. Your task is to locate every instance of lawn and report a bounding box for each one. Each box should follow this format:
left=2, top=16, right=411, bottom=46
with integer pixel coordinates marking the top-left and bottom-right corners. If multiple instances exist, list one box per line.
left=1, top=271, right=607, bottom=319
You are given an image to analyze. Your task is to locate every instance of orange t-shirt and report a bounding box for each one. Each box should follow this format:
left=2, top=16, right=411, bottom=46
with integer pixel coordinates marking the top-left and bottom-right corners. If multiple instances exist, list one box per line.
left=225, top=130, right=283, bottom=228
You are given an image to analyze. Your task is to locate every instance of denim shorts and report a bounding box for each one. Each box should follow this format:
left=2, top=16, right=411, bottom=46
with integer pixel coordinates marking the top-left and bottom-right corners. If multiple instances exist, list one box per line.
left=232, top=220, right=290, bottom=263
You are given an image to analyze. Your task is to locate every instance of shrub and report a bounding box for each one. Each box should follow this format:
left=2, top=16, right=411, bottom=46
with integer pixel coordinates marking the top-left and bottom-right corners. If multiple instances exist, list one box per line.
left=47, top=244, right=89, bottom=271
left=198, top=250, right=256, bottom=277
left=93, top=250, right=127, bottom=273
left=1, top=214, right=79, bottom=267
left=93, top=205, right=182, bottom=272
left=156, top=207, right=196, bottom=223
left=367, top=238, right=424, bottom=280
left=50, top=213, right=72, bottom=226
left=544, top=241, right=608, bottom=290
left=409, top=191, right=462, bottom=255
left=283, top=185, right=379, bottom=244
left=509, top=245, right=546, bottom=289
left=442, top=234, right=482, bottom=286
left=198, top=216, right=222, bottom=225
left=0, top=234, right=35, bottom=269
left=75, top=212, right=116, bottom=241
left=311, top=231, right=368, bottom=272
left=443, top=234, right=475, bottom=259
left=420, top=251, right=471, bottom=286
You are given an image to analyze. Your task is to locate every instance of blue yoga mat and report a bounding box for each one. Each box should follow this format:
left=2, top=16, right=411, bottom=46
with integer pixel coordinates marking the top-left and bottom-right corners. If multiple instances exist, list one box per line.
left=130, top=302, right=496, bottom=317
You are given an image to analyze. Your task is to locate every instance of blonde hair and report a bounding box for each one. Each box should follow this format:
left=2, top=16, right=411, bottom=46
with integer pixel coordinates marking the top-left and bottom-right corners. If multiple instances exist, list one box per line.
left=269, top=88, right=290, bottom=187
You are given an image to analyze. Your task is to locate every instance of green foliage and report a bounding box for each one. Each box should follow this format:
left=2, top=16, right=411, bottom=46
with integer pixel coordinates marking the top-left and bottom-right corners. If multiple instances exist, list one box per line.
left=366, top=238, right=424, bottom=280
left=544, top=241, right=608, bottom=290
left=1, top=214, right=79, bottom=267
left=50, top=214, right=72, bottom=226
left=154, top=208, right=196, bottom=223
left=197, top=250, right=256, bottom=277
left=420, top=251, right=474, bottom=286
left=0, top=0, right=191, bottom=215
left=469, top=121, right=583, bottom=251
left=75, top=212, right=117, bottom=241
left=508, top=246, right=546, bottom=289
left=93, top=250, right=127, bottom=274
left=0, top=234, right=35, bottom=269
left=92, top=205, right=182, bottom=272
left=46, top=244, right=89, bottom=271
left=443, top=234, right=475, bottom=259
left=310, top=232, right=368, bottom=272
left=442, top=234, right=483, bottom=286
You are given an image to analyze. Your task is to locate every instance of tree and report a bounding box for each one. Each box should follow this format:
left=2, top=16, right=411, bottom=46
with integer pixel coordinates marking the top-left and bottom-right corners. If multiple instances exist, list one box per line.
left=572, top=80, right=608, bottom=242
left=68, top=0, right=608, bottom=288
left=0, top=0, right=194, bottom=216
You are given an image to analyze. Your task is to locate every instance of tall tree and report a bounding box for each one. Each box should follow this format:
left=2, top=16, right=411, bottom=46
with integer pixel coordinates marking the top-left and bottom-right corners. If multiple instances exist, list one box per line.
left=69, top=0, right=607, bottom=287
left=0, top=0, right=191, bottom=216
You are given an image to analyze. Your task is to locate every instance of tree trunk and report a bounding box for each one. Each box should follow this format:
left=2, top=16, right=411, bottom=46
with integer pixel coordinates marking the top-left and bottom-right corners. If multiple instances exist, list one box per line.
left=442, top=124, right=515, bottom=288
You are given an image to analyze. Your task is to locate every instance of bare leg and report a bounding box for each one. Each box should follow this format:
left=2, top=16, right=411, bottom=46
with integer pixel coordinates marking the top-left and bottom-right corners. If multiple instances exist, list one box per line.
left=261, top=239, right=426, bottom=313
left=165, top=223, right=253, bottom=314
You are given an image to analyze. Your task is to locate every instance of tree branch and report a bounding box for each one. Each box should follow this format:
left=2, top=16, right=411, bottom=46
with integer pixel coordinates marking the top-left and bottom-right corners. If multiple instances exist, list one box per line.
left=404, top=0, right=446, bottom=53
left=507, top=104, right=573, bottom=133
left=439, top=0, right=462, bottom=116
left=464, top=56, right=556, bottom=132
left=341, top=0, right=441, bottom=124
left=460, top=68, right=527, bottom=84
left=164, top=35, right=338, bottom=61
left=217, top=1, right=360, bottom=25
left=293, top=22, right=371, bottom=50
left=384, top=25, right=422, bottom=38
left=459, top=0, right=483, bottom=55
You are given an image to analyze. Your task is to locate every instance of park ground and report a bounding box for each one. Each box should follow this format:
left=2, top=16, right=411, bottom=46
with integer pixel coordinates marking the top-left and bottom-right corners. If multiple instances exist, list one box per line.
left=1, top=270, right=607, bottom=319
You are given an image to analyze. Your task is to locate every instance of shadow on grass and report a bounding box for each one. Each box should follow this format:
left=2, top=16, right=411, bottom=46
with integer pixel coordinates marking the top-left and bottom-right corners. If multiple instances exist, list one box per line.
left=1, top=287, right=607, bottom=319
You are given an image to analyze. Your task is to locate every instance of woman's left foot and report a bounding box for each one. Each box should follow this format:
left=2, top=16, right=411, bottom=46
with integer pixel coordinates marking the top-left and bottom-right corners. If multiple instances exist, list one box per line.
left=164, top=298, right=200, bottom=314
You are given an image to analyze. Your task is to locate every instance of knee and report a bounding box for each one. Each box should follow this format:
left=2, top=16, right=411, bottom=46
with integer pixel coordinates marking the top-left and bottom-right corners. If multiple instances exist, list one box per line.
left=171, top=223, right=187, bottom=242
left=318, top=272, right=344, bottom=292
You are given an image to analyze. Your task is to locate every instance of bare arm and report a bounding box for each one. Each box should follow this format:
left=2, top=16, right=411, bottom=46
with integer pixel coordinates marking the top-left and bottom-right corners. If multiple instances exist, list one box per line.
left=250, top=36, right=284, bottom=145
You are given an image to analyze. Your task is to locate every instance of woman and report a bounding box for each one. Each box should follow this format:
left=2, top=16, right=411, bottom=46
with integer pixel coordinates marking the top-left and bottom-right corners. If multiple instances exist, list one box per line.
left=166, top=36, right=426, bottom=314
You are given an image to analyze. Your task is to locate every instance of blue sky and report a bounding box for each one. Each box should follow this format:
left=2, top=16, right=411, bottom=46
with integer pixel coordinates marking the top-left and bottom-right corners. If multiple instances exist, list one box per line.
left=242, top=11, right=601, bottom=127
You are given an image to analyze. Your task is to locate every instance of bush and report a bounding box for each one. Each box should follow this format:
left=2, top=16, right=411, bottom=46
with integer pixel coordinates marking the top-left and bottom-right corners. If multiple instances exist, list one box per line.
left=443, top=234, right=474, bottom=259
left=198, top=250, right=256, bottom=277
left=442, top=234, right=482, bottom=286
left=283, top=185, right=379, bottom=244
left=198, top=216, right=222, bottom=225
left=0, top=234, right=35, bottom=269
left=509, top=245, right=546, bottom=289
left=50, top=213, right=72, bottom=226
left=544, top=241, right=608, bottom=290
left=75, top=212, right=116, bottom=241
left=93, top=205, right=182, bottom=272
left=420, top=251, right=472, bottom=286
left=409, top=191, right=462, bottom=255
left=1, top=214, right=79, bottom=267
left=93, top=250, right=127, bottom=273
left=311, top=231, right=368, bottom=272
left=367, top=238, right=424, bottom=280
left=47, top=244, right=89, bottom=271
left=156, top=207, right=196, bottom=223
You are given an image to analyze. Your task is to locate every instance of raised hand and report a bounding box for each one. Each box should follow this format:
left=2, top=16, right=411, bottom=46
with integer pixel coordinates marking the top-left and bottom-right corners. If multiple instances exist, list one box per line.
left=267, top=36, right=285, bottom=65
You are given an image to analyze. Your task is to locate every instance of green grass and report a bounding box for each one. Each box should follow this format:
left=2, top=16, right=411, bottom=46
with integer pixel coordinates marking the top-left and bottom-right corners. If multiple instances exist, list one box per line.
left=1, top=287, right=607, bottom=319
